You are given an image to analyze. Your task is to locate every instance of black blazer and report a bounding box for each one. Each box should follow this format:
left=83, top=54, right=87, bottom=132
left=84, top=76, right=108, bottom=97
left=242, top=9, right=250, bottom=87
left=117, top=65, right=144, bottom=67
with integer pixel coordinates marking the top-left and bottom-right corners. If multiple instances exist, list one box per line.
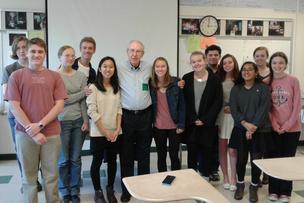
left=182, top=71, right=223, bottom=128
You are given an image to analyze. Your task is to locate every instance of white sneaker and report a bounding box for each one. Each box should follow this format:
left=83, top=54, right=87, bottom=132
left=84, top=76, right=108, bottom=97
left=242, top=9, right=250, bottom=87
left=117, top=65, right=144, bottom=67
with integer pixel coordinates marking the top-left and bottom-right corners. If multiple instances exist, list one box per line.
left=223, top=183, right=230, bottom=190
left=268, top=193, right=278, bottom=201
left=229, top=184, right=237, bottom=191
left=279, top=195, right=290, bottom=203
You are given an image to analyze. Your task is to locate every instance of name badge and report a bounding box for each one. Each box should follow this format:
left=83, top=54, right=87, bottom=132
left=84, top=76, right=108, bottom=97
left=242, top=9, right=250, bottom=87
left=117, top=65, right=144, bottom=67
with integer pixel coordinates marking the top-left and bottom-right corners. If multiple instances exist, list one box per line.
left=142, top=83, right=149, bottom=91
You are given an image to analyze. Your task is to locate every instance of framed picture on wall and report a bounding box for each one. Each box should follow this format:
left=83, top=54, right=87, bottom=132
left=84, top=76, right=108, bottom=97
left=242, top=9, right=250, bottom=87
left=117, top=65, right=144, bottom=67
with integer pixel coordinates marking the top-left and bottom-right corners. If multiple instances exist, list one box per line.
left=33, top=13, right=46, bottom=30
left=215, top=19, right=221, bottom=35
left=5, top=11, right=27, bottom=29
left=181, top=18, right=200, bottom=35
left=269, top=21, right=284, bottom=36
left=225, top=20, right=242, bottom=36
left=247, top=20, right=263, bottom=36
left=8, top=32, right=27, bottom=46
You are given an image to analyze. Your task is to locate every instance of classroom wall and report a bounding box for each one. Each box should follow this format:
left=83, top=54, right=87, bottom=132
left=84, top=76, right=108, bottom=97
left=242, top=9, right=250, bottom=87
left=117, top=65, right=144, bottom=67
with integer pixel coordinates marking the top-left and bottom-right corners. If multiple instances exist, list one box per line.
left=180, top=6, right=304, bottom=91
left=0, top=1, right=303, bottom=155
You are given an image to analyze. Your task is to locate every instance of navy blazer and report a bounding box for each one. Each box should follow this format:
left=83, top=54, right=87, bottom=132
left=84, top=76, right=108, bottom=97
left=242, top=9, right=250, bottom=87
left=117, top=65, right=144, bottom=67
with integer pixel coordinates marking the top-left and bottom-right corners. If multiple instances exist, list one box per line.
left=150, top=77, right=185, bottom=129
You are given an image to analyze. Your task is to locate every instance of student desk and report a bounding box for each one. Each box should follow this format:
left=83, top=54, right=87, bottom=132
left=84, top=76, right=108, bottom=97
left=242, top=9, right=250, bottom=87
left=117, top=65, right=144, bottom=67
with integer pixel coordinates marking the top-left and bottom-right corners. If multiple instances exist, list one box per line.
left=122, top=169, right=231, bottom=203
left=253, top=157, right=304, bottom=181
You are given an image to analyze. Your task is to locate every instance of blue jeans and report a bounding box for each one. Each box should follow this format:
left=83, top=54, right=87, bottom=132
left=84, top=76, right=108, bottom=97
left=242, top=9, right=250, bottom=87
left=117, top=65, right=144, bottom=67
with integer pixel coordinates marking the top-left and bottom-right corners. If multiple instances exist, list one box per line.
left=58, top=117, right=84, bottom=197
left=8, top=116, right=23, bottom=178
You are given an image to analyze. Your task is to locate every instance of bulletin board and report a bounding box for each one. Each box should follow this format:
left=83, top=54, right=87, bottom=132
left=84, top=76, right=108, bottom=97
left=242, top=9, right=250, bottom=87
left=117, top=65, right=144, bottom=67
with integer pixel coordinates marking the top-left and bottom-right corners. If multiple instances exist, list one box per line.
left=178, top=36, right=292, bottom=77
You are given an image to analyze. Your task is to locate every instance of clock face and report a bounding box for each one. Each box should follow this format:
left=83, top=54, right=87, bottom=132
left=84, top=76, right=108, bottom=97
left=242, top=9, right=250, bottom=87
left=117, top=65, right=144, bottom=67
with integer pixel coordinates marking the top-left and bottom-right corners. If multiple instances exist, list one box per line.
left=199, top=16, right=219, bottom=37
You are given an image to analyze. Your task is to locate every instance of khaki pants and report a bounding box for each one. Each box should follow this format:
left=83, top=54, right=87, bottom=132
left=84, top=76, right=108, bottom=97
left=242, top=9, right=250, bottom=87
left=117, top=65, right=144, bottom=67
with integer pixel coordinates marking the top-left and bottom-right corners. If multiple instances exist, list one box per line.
left=16, top=130, right=61, bottom=203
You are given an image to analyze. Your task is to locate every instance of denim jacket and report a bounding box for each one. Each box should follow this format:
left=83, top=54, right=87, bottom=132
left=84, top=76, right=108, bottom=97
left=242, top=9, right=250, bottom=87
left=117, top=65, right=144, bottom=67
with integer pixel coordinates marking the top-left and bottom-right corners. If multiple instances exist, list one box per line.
left=150, top=77, right=185, bottom=129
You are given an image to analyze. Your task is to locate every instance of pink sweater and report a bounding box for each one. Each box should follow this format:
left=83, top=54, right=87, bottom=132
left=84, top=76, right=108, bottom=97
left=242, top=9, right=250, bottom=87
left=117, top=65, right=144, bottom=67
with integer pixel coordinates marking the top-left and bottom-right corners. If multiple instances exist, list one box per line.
left=269, top=74, right=301, bottom=132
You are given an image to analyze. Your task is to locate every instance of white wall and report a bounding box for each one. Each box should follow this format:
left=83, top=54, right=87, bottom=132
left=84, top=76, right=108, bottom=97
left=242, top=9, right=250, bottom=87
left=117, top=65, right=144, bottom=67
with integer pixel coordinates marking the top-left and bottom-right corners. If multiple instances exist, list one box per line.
left=47, top=0, right=178, bottom=76
left=180, top=6, right=304, bottom=91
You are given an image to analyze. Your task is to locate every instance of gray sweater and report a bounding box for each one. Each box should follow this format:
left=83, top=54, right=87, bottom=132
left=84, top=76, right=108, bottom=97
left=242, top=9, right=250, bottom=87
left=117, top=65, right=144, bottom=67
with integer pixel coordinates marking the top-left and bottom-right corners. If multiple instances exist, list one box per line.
left=58, top=71, right=89, bottom=123
left=230, top=82, right=271, bottom=132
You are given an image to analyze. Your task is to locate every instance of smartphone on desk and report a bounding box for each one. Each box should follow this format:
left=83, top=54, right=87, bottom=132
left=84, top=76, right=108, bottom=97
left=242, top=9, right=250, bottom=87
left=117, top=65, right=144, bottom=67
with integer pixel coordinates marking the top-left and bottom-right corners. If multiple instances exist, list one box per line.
left=162, top=175, right=176, bottom=186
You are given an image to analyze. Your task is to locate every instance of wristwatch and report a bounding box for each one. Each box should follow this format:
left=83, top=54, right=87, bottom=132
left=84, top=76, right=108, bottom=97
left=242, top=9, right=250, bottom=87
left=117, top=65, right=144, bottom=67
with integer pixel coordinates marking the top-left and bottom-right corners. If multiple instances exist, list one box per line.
left=38, top=122, right=44, bottom=129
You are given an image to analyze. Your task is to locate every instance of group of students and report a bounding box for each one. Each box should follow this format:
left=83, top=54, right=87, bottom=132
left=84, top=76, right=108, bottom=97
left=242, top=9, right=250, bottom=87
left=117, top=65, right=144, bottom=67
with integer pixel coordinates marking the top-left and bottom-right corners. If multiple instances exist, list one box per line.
left=2, top=36, right=301, bottom=203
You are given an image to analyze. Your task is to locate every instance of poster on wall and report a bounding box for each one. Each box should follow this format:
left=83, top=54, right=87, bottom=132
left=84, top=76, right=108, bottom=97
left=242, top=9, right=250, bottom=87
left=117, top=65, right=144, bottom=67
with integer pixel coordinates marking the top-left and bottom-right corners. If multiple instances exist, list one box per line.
left=181, top=18, right=200, bottom=34
left=269, top=21, right=284, bottom=36
left=225, top=20, right=242, bottom=36
left=247, top=20, right=263, bottom=36
left=9, top=32, right=27, bottom=46
left=33, top=13, right=46, bottom=30
left=5, top=11, right=27, bottom=29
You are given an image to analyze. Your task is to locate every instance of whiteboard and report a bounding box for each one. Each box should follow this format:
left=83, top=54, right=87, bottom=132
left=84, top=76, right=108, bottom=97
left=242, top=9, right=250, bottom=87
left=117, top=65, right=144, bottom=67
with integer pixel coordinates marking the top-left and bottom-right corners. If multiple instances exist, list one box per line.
left=47, top=0, right=178, bottom=74
left=179, top=37, right=292, bottom=77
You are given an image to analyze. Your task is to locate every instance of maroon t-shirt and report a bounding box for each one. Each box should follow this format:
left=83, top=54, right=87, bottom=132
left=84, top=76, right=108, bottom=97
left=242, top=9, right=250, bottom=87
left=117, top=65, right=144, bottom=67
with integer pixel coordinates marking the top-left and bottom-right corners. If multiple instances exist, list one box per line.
left=4, top=68, right=67, bottom=136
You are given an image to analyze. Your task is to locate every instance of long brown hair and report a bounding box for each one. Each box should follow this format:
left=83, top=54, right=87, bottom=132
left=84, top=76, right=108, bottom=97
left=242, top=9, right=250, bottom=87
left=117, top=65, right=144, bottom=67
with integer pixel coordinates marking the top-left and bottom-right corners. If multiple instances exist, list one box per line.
left=217, top=54, right=239, bottom=82
left=150, top=57, right=171, bottom=89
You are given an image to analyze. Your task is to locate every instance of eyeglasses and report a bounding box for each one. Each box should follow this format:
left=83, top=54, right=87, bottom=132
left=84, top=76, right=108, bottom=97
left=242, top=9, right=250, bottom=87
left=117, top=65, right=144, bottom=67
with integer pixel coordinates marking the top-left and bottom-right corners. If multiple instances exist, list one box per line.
left=128, top=49, right=143, bottom=55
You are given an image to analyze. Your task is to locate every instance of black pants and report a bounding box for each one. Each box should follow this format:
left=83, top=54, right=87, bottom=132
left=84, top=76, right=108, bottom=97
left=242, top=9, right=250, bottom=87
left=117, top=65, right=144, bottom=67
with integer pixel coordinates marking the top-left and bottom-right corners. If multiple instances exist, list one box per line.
left=121, top=107, right=152, bottom=195
left=235, top=128, right=262, bottom=184
left=90, top=136, right=122, bottom=190
left=268, top=131, right=300, bottom=196
left=153, top=128, right=181, bottom=172
left=198, top=126, right=219, bottom=174
left=187, top=127, right=213, bottom=177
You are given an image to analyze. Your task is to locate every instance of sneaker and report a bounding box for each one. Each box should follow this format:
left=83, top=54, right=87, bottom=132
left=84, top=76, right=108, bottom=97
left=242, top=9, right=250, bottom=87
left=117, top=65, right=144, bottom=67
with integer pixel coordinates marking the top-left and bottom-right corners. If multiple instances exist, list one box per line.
left=230, top=184, right=237, bottom=192
left=106, top=186, right=118, bottom=203
left=249, top=184, right=259, bottom=202
left=209, top=171, right=220, bottom=181
left=37, top=180, right=43, bottom=192
left=234, top=183, right=245, bottom=200
left=94, top=190, right=106, bottom=203
left=268, top=193, right=279, bottom=201
left=120, top=193, right=131, bottom=203
left=223, top=183, right=230, bottom=190
left=279, top=195, right=290, bottom=203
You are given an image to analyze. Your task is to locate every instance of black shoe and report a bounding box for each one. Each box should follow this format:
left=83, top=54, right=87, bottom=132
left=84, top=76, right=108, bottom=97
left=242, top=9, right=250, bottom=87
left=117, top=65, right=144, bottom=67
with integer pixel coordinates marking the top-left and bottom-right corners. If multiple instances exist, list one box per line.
left=234, top=183, right=245, bottom=200
left=209, top=171, right=220, bottom=181
left=106, top=186, right=118, bottom=203
left=63, top=195, right=71, bottom=203
left=71, top=195, right=80, bottom=203
left=262, top=173, right=269, bottom=185
left=249, top=184, right=259, bottom=202
left=120, top=193, right=131, bottom=203
left=37, top=180, right=43, bottom=192
left=94, top=190, right=106, bottom=203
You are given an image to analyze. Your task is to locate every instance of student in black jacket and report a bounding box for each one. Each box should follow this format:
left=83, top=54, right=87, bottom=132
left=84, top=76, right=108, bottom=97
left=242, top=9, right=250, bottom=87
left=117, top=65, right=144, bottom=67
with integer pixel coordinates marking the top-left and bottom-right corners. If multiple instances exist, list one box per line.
left=182, top=51, right=223, bottom=179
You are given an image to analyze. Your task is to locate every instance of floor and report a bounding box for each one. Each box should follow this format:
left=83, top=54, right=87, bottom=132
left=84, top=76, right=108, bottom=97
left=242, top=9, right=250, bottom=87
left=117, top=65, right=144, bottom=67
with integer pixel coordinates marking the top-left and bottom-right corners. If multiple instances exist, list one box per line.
left=0, top=145, right=304, bottom=203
